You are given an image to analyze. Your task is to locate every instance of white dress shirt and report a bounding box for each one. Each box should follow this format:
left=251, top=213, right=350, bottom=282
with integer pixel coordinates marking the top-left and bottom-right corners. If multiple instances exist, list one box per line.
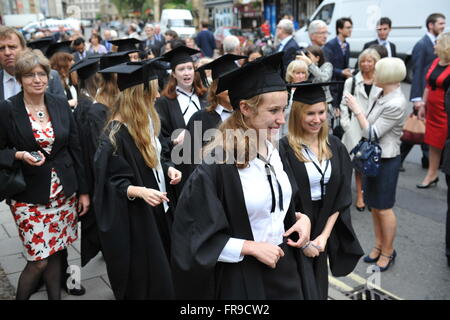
left=149, top=117, right=169, bottom=212
left=218, top=141, right=292, bottom=263
left=215, top=104, right=233, bottom=122
left=302, top=147, right=332, bottom=201
left=3, top=71, right=21, bottom=100
left=176, top=86, right=201, bottom=125
left=377, top=38, right=392, bottom=57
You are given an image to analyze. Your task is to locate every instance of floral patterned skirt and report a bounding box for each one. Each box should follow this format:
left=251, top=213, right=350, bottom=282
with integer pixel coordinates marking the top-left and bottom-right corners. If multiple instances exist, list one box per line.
left=10, top=169, right=78, bottom=261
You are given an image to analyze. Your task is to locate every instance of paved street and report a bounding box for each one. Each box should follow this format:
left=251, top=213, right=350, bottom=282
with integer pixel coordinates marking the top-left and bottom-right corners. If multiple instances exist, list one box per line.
left=0, top=83, right=449, bottom=300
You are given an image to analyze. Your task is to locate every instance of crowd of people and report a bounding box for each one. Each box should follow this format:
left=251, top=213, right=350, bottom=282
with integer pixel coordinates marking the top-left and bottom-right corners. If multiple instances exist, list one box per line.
left=0, top=10, right=448, bottom=301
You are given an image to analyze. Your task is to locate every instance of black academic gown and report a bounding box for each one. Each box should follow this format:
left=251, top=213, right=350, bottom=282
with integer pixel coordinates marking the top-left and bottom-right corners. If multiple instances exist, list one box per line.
left=73, top=98, right=107, bottom=267
left=184, top=109, right=222, bottom=179
left=93, top=121, right=174, bottom=300
left=279, top=135, right=364, bottom=300
left=155, top=94, right=207, bottom=199
left=171, top=160, right=319, bottom=300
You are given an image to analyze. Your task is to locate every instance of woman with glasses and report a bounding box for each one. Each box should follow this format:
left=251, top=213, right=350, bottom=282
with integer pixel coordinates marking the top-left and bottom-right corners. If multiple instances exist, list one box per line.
left=0, top=49, right=89, bottom=300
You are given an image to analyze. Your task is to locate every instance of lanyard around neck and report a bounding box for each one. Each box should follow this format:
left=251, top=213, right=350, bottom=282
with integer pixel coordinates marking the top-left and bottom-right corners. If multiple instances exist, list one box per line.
left=304, top=148, right=329, bottom=200
left=257, top=153, right=284, bottom=213
left=177, top=88, right=200, bottom=115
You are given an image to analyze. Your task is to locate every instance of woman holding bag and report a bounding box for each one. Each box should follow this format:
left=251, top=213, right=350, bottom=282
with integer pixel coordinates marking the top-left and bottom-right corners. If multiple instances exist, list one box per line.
left=345, top=57, right=407, bottom=272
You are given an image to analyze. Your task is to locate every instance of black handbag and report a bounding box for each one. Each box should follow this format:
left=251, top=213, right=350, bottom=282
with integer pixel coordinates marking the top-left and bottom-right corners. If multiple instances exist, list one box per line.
left=0, top=162, right=26, bottom=201
left=350, top=127, right=382, bottom=177
left=333, top=115, right=345, bottom=140
left=0, top=99, right=26, bottom=201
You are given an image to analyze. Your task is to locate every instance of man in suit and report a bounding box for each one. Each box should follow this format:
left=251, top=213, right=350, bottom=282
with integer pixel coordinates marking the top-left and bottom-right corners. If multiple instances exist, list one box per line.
left=139, top=23, right=164, bottom=57
left=276, top=19, right=300, bottom=78
left=0, top=26, right=64, bottom=101
left=72, top=37, right=88, bottom=63
left=324, top=17, right=353, bottom=110
left=363, top=17, right=397, bottom=57
left=400, top=13, right=446, bottom=170
left=154, top=24, right=165, bottom=44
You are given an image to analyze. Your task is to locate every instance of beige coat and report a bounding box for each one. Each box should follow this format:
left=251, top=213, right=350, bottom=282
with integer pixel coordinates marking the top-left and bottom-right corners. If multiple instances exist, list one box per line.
left=340, top=72, right=381, bottom=152
left=362, top=86, right=407, bottom=158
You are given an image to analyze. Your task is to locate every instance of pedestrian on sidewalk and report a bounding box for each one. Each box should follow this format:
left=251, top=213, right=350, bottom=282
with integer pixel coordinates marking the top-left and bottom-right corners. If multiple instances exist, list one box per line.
left=0, top=49, right=89, bottom=300
left=340, top=48, right=381, bottom=211
left=195, top=21, right=216, bottom=58
left=416, top=32, right=450, bottom=189
left=345, top=57, right=408, bottom=272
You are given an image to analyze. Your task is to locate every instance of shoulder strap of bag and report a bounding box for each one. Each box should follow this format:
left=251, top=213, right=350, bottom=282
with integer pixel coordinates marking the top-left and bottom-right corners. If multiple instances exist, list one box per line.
left=348, top=76, right=356, bottom=120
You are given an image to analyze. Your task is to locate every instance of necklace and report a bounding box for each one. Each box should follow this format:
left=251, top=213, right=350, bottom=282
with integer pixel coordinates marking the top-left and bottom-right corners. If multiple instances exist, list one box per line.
left=25, top=100, right=47, bottom=123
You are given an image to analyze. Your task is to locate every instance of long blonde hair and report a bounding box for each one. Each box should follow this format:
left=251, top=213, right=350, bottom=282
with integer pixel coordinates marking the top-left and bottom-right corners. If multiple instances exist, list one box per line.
left=287, top=101, right=332, bottom=162
left=96, top=73, right=120, bottom=107
left=108, top=80, right=161, bottom=168
left=203, top=94, right=263, bottom=169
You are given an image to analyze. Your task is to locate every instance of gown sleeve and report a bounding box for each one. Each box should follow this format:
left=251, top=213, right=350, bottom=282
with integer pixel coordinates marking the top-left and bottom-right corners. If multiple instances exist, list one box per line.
left=327, top=137, right=364, bottom=277
left=171, top=163, right=231, bottom=299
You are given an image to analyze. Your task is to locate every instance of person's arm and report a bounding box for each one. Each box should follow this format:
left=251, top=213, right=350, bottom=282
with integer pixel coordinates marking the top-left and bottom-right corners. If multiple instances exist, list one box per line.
left=339, top=78, right=353, bottom=132
left=310, top=212, right=340, bottom=252
left=410, top=42, right=426, bottom=102
left=309, top=62, right=333, bottom=83
left=343, top=92, right=370, bottom=131
left=418, top=87, right=429, bottom=120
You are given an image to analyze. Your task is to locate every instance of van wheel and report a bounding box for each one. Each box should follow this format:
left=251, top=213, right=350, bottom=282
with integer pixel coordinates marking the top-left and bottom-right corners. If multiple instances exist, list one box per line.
left=405, top=58, right=413, bottom=84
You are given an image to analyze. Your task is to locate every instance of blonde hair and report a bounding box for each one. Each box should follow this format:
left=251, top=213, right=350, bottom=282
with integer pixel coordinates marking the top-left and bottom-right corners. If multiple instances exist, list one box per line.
left=96, top=73, right=120, bottom=107
left=374, top=57, right=406, bottom=84
left=108, top=80, right=160, bottom=168
left=15, top=49, right=50, bottom=83
left=287, top=101, right=332, bottom=162
left=357, top=48, right=381, bottom=72
left=203, top=94, right=263, bottom=169
left=436, top=32, right=450, bottom=63
left=285, top=60, right=309, bottom=83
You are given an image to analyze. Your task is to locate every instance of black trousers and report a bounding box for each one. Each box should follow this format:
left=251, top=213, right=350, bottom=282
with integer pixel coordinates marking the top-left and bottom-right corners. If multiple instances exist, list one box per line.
left=445, top=175, right=450, bottom=261
left=400, top=141, right=429, bottom=167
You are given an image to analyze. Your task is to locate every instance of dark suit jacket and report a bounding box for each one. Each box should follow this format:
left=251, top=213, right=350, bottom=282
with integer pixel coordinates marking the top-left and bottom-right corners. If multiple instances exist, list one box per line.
left=324, top=37, right=350, bottom=80
left=410, top=34, right=437, bottom=100
left=139, top=37, right=164, bottom=57
left=363, top=39, right=397, bottom=57
left=281, top=37, right=300, bottom=76
left=0, top=69, right=65, bottom=101
left=0, top=92, right=88, bottom=204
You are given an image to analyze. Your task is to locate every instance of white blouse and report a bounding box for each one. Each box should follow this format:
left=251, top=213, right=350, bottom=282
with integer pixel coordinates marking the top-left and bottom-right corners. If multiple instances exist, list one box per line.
left=218, top=141, right=292, bottom=263
left=176, top=86, right=201, bottom=125
left=302, top=147, right=332, bottom=201
left=215, top=104, right=233, bottom=122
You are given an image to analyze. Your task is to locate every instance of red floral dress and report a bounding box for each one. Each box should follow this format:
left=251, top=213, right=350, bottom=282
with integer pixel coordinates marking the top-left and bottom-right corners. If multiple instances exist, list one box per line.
left=10, top=110, right=78, bottom=261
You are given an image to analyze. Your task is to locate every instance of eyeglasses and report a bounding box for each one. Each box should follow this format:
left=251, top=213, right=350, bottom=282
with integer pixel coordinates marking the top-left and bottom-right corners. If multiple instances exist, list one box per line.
left=23, top=72, right=48, bottom=80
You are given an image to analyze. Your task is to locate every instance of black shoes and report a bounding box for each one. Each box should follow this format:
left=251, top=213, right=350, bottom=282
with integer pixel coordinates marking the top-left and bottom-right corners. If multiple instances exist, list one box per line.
left=65, top=285, right=86, bottom=296
left=376, top=250, right=397, bottom=272
left=416, top=177, right=439, bottom=189
left=363, top=247, right=381, bottom=263
left=355, top=205, right=366, bottom=212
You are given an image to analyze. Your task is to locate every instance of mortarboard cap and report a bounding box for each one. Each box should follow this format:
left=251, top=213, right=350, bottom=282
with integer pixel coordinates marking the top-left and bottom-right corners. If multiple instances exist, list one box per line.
left=94, top=50, right=138, bottom=70
left=28, top=37, right=54, bottom=55
left=98, top=58, right=161, bottom=91
left=197, top=54, right=246, bottom=87
left=217, top=52, right=287, bottom=109
left=45, top=40, right=73, bottom=58
left=70, top=57, right=99, bottom=80
left=160, top=45, right=200, bottom=69
left=109, top=38, right=142, bottom=52
left=288, top=81, right=344, bottom=105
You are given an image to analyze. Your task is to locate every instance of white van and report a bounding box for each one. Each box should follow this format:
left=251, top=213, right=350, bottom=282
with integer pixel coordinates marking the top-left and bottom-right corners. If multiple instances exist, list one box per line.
left=294, top=0, right=450, bottom=81
left=160, top=9, right=196, bottom=39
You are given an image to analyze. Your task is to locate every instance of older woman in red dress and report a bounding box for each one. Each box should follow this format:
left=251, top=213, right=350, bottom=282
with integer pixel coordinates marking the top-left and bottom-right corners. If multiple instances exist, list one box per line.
left=418, top=32, right=450, bottom=188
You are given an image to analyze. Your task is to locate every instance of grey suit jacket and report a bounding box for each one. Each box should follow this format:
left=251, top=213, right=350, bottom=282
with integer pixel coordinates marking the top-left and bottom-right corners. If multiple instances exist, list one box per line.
left=362, top=87, right=407, bottom=158
left=0, top=69, right=65, bottom=101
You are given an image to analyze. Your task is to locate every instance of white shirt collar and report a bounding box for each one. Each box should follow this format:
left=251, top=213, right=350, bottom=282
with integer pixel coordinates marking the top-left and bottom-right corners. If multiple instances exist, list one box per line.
left=3, top=70, right=15, bottom=83
left=280, top=35, right=293, bottom=48
left=176, top=85, right=194, bottom=96
left=427, top=32, right=437, bottom=44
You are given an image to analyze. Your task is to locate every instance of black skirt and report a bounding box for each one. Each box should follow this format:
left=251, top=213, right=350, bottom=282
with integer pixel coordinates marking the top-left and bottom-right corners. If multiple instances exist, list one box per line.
left=363, top=155, right=401, bottom=210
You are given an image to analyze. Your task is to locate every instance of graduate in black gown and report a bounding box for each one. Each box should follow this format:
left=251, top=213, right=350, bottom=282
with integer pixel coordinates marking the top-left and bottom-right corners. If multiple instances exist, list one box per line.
left=155, top=46, right=208, bottom=197
left=171, top=52, right=318, bottom=300
left=184, top=54, right=246, bottom=178
left=278, top=82, right=364, bottom=300
left=93, top=59, right=181, bottom=300
left=70, top=57, right=102, bottom=267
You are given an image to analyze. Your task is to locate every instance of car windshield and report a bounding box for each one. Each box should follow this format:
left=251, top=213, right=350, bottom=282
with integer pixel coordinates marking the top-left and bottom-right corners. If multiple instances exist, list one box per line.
left=169, top=19, right=193, bottom=27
